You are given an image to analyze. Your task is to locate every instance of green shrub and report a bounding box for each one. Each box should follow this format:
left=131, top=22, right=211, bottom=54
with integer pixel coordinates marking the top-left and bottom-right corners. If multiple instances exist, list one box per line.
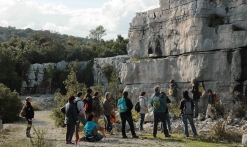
left=0, top=83, right=22, bottom=123
left=212, top=100, right=225, bottom=118
left=30, top=126, right=55, bottom=147
left=32, top=103, right=43, bottom=111
left=101, top=64, right=114, bottom=81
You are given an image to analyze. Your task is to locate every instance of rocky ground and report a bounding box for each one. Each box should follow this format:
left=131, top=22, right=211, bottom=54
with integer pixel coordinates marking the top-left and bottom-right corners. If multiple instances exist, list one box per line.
left=0, top=95, right=245, bottom=147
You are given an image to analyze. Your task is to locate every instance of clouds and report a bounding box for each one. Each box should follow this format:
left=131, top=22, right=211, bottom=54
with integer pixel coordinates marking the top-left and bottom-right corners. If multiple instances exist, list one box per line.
left=0, top=0, right=159, bottom=39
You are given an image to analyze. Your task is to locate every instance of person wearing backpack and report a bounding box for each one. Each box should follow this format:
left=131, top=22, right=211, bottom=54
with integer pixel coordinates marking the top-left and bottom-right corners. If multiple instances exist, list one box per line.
left=190, top=79, right=200, bottom=118
left=61, top=96, right=78, bottom=144
left=179, top=90, right=197, bottom=138
left=139, top=91, right=148, bottom=131
left=25, top=96, right=34, bottom=138
left=74, top=92, right=86, bottom=143
left=84, top=88, right=94, bottom=119
left=83, top=115, right=103, bottom=142
left=150, top=86, right=171, bottom=138
left=118, top=91, right=139, bottom=138
left=205, top=89, right=215, bottom=120
left=103, top=92, right=113, bottom=134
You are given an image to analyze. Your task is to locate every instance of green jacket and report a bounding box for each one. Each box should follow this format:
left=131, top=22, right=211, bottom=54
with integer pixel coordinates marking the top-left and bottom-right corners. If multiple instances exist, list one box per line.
left=208, top=95, right=214, bottom=105
left=150, top=93, right=167, bottom=114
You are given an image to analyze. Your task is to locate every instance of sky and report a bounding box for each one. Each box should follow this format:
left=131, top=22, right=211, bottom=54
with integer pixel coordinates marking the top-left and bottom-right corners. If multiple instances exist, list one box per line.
left=0, top=0, right=159, bottom=39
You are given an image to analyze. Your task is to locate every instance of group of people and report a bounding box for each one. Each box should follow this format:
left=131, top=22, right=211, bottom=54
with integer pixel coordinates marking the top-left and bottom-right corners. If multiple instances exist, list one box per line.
left=22, top=78, right=216, bottom=144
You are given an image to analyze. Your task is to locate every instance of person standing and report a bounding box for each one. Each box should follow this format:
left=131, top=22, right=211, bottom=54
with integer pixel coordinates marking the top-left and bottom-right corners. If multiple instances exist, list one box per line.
left=179, top=90, right=197, bottom=138
left=139, top=91, right=148, bottom=131
left=84, top=88, right=94, bottom=119
left=160, top=92, right=171, bottom=133
left=118, top=91, right=139, bottom=138
left=191, top=79, right=200, bottom=118
left=205, top=89, right=215, bottom=119
left=150, top=86, right=170, bottom=138
left=74, top=92, right=86, bottom=143
left=169, top=79, right=178, bottom=105
left=61, top=96, right=78, bottom=144
left=103, top=92, right=113, bottom=134
left=25, top=96, right=34, bottom=138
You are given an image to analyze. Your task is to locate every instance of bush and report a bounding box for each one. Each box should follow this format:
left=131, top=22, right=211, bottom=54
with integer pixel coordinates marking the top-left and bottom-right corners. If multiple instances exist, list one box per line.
left=32, top=103, right=43, bottom=111
left=212, top=100, right=225, bottom=118
left=30, top=126, right=55, bottom=147
left=101, top=64, right=114, bottom=81
left=0, top=83, right=22, bottom=123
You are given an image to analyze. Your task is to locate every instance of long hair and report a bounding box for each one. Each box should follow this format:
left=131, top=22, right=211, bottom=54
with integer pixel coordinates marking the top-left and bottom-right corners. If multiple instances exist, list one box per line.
left=123, top=91, right=128, bottom=98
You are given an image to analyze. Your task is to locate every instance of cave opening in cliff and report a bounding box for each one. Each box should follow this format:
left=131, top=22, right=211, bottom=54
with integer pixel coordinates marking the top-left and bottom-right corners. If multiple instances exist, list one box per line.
left=155, top=39, right=162, bottom=56
left=148, top=47, right=153, bottom=54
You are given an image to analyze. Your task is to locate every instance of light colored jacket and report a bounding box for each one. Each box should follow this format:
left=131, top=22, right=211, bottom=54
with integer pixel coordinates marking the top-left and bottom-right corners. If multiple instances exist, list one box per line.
left=139, top=96, right=148, bottom=114
left=74, top=97, right=85, bottom=115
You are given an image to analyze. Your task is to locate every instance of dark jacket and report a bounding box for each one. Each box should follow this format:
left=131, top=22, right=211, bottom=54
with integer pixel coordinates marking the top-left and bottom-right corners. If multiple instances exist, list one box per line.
left=62, top=101, right=78, bottom=125
left=92, top=96, right=102, bottom=117
left=150, top=92, right=167, bottom=114
left=103, top=98, right=113, bottom=116
left=179, top=97, right=194, bottom=115
left=25, top=102, right=34, bottom=120
left=191, top=82, right=200, bottom=101
left=84, top=95, right=93, bottom=113
left=208, top=95, right=214, bottom=105
left=120, top=97, right=133, bottom=115
left=165, top=97, right=171, bottom=113
left=169, top=82, right=177, bottom=97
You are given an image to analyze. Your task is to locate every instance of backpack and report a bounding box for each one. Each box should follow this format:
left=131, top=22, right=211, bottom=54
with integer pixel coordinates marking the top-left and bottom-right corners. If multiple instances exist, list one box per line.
left=75, top=99, right=81, bottom=114
left=213, top=94, right=217, bottom=103
left=118, top=98, right=128, bottom=113
left=19, top=104, right=27, bottom=118
left=183, top=99, right=193, bottom=115
left=198, top=85, right=203, bottom=96
left=83, top=98, right=92, bottom=113
left=153, top=94, right=162, bottom=110
left=134, top=101, right=140, bottom=112
left=168, top=89, right=173, bottom=96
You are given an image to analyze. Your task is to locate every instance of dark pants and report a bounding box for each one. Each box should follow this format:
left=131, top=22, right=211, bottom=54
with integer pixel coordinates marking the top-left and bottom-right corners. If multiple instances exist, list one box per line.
left=66, top=124, right=75, bottom=142
left=120, top=113, right=136, bottom=137
left=139, top=113, right=145, bottom=130
left=153, top=112, right=169, bottom=137
left=26, top=119, right=32, bottom=131
left=104, top=115, right=112, bottom=132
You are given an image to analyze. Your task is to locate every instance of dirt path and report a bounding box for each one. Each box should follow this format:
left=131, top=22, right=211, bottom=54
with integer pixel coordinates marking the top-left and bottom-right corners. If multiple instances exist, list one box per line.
left=2, top=110, right=186, bottom=147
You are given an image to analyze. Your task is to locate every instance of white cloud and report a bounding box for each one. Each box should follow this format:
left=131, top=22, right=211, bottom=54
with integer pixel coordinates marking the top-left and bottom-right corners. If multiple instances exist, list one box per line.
left=0, top=0, right=159, bottom=39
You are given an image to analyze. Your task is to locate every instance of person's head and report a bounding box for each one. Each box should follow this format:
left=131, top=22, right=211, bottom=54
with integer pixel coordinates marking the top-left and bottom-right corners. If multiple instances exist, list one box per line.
left=68, top=95, right=76, bottom=102
left=26, top=96, right=32, bottom=103
left=154, top=85, right=160, bottom=93
left=123, top=91, right=128, bottom=98
left=94, top=92, right=99, bottom=97
left=140, top=91, right=146, bottom=97
left=77, top=92, right=83, bottom=98
left=170, top=79, right=174, bottom=83
left=183, top=90, right=189, bottom=99
left=87, top=88, right=93, bottom=96
left=207, top=89, right=213, bottom=95
left=191, top=79, right=196, bottom=84
left=161, top=92, right=166, bottom=97
left=87, top=115, right=94, bottom=122
left=105, top=92, right=111, bottom=99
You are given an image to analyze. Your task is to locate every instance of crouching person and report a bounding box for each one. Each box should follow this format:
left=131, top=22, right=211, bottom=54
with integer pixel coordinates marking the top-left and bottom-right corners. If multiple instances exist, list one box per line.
left=84, top=115, right=103, bottom=142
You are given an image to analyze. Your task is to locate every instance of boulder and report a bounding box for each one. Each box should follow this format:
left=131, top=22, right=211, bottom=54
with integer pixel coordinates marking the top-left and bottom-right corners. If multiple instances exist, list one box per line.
left=242, top=134, right=247, bottom=145
left=144, top=111, right=154, bottom=123
left=143, top=123, right=153, bottom=132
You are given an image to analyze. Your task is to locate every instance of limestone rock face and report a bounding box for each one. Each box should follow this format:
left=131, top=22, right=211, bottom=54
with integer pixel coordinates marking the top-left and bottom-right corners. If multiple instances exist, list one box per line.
left=128, top=0, right=247, bottom=58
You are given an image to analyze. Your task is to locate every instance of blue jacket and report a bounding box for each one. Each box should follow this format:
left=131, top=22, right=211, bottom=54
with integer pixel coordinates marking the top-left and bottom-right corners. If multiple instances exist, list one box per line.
left=150, top=92, right=167, bottom=114
left=84, top=121, right=98, bottom=136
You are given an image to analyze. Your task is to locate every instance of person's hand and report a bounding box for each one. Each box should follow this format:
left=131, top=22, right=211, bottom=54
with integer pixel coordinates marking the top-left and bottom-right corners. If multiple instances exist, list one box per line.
left=79, top=112, right=84, bottom=116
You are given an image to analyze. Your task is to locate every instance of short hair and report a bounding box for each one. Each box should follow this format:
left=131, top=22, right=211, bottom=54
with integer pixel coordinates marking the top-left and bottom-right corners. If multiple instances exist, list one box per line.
left=161, top=92, right=166, bottom=96
left=87, top=115, right=94, bottom=121
left=26, top=96, right=32, bottom=101
left=77, top=92, right=83, bottom=97
left=154, top=85, right=160, bottom=93
left=87, top=88, right=92, bottom=94
left=183, top=90, right=189, bottom=98
left=207, top=89, right=213, bottom=94
left=123, top=91, right=128, bottom=98
left=94, top=92, right=99, bottom=97
left=140, top=91, right=146, bottom=96
left=170, top=79, right=174, bottom=83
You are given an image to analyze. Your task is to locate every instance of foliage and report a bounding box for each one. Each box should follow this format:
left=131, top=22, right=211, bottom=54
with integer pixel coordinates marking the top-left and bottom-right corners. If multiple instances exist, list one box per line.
left=51, top=67, right=87, bottom=127
left=89, top=25, right=106, bottom=43
left=0, top=83, right=22, bottom=123
left=131, top=110, right=140, bottom=122
left=108, top=72, right=121, bottom=107
left=208, top=14, right=224, bottom=28
left=101, top=64, right=114, bottom=81
left=32, top=103, right=43, bottom=111
left=92, top=83, right=104, bottom=102
left=30, top=127, right=54, bottom=147
left=212, top=100, right=226, bottom=118
left=169, top=103, right=181, bottom=117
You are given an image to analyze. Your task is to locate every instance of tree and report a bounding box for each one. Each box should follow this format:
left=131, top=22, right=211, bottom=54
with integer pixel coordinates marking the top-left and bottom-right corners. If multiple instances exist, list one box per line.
left=89, top=25, right=106, bottom=43
left=108, top=72, right=121, bottom=107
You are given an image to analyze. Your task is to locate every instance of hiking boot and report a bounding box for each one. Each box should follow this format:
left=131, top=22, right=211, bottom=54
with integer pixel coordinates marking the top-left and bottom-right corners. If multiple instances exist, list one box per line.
left=26, top=130, right=32, bottom=138
left=165, top=135, right=171, bottom=138
left=122, top=136, right=128, bottom=139
left=66, top=141, right=74, bottom=144
left=132, top=135, right=139, bottom=139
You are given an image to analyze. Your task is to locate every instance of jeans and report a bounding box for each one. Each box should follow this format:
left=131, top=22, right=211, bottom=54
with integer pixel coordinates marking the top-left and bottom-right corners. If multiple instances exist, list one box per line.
left=26, top=119, right=32, bottom=131
left=95, top=134, right=103, bottom=141
left=206, top=104, right=215, bottom=119
left=104, top=115, right=112, bottom=132
left=153, top=112, right=169, bottom=137
left=160, top=113, right=171, bottom=131
left=77, top=114, right=86, bottom=126
left=181, top=115, right=197, bottom=137
left=139, top=113, right=145, bottom=130
left=193, top=100, right=198, bottom=117
left=66, top=124, right=76, bottom=142
left=120, top=113, right=136, bottom=137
